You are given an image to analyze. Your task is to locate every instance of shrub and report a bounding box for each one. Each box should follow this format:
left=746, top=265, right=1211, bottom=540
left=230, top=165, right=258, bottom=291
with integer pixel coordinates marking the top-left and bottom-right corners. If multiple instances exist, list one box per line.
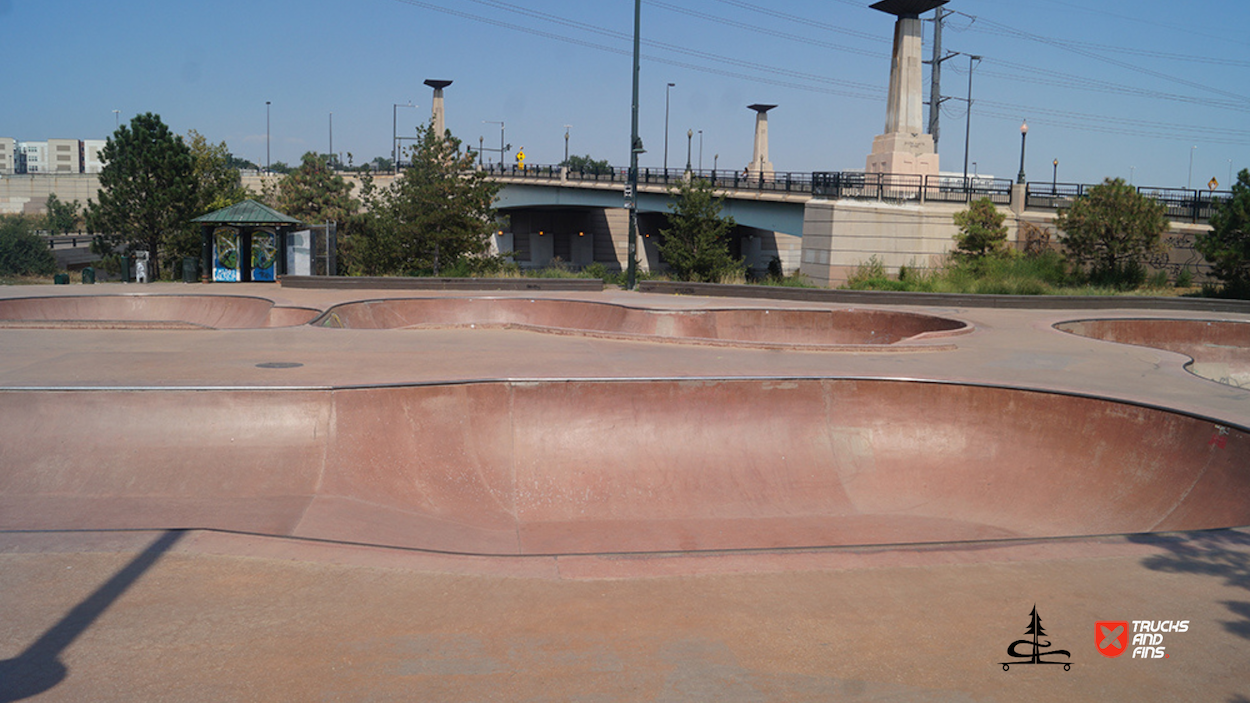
left=952, top=197, right=1010, bottom=260
left=0, top=215, right=58, bottom=276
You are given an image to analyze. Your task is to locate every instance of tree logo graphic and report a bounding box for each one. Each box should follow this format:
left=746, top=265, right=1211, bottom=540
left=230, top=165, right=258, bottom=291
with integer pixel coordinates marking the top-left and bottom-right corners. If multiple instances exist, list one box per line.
left=1000, top=605, right=1072, bottom=671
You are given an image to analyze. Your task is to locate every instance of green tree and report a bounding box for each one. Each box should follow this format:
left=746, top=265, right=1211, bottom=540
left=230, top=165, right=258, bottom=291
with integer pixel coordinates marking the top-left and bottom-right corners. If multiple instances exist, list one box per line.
left=43, top=193, right=81, bottom=235
left=187, top=130, right=253, bottom=214
left=345, top=122, right=500, bottom=276
left=657, top=177, right=742, bottom=282
left=1057, top=177, right=1169, bottom=287
left=1196, top=168, right=1250, bottom=296
left=275, top=152, right=359, bottom=225
left=563, top=154, right=611, bottom=176
left=0, top=215, right=58, bottom=277
left=952, top=197, right=1009, bottom=261
left=86, top=112, right=197, bottom=279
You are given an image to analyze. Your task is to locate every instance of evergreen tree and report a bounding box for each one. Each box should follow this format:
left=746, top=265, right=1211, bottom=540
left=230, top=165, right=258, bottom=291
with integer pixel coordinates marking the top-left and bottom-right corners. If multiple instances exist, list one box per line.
left=657, top=177, right=742, bottom=282
left=952, top=197, right=1009, bottom=261
left=1057, top=177, right=1169, bottom=287
left=274, top=152, right=359, bottom=226
left=345, top=121, right=499, bottom=276
left=1196, top=168, right=1250, bottom=296
left=86, top=112, right=198, bottom=279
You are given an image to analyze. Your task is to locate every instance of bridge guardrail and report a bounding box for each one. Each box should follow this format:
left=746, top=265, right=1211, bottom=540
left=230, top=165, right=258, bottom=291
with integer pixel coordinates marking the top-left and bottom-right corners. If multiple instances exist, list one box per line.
left=481, top=164, right=1228, bottom=222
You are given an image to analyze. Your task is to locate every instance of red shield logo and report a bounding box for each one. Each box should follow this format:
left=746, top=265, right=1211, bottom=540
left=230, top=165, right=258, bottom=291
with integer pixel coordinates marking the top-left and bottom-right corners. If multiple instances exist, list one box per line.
left=1096, top=621, right=1129, bottom=658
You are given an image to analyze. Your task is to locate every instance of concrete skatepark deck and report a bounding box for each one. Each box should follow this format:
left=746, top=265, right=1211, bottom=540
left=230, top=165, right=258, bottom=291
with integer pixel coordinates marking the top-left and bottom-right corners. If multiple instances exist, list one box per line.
left=2, top=282, right=1250, bottom=701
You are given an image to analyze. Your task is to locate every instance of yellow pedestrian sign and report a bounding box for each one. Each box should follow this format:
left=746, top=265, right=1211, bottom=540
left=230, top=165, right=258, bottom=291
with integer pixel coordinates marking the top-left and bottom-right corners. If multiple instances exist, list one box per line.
left=516, top=148, right=526, bottom=166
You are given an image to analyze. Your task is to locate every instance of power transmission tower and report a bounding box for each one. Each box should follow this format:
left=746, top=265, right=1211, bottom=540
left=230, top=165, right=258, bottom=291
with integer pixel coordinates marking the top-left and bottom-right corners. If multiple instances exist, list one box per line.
left=925, top=7, right=957, bottom=151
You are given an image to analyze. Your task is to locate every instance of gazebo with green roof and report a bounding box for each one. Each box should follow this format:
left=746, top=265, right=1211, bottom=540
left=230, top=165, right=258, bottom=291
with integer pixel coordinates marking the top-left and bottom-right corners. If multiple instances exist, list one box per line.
left=192, top=199, right=303, bottom=283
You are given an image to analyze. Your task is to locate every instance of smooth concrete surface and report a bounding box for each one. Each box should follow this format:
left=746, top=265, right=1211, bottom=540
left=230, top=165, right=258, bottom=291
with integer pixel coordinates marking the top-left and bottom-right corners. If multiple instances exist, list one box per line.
left=1058, top=317, right=1250, bottom=389
left=3, top=281, right=1250, bottom=701
left=316, top=297, right=968, bottom=348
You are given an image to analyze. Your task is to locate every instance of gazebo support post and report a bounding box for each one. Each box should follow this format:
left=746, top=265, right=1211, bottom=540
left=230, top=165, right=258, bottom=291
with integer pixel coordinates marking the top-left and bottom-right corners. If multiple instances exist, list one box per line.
left=200, top=225, right=213, bottom=283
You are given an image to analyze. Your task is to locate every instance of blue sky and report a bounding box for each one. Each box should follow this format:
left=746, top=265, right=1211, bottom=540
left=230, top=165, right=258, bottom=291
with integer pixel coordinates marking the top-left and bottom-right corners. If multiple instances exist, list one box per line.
left=3, top=0, right=1248, bottom=189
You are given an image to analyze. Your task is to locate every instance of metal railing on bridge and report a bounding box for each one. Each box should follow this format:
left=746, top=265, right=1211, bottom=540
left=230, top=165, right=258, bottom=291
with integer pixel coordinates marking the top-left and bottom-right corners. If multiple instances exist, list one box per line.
left=812, top=173, right=1013, bottom=205
left=1025, top=182, right=1230, bottom=223
left=481, top=163, right=1230, bottom=222
left=481, top=162, right=816, bottom=195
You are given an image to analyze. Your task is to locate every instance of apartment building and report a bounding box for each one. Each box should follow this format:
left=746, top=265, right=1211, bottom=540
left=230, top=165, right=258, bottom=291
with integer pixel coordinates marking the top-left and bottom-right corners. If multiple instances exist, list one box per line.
left=48, top=139, right=82, bottom=173
left=0, top=138, right=14, bottom=174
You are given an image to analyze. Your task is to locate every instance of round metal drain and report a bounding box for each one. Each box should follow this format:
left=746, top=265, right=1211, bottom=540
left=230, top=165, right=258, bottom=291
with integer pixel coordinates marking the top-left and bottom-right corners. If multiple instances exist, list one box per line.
left=255, top=362, right=304, bottom=369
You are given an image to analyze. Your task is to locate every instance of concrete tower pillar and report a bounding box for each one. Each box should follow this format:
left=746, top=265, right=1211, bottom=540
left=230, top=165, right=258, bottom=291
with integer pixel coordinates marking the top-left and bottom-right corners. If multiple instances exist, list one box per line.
left=424, top=79, right=452, bottom=138
left=747, top=104, right=776, bottom=178
left=865, top=0, right=946, bottom=177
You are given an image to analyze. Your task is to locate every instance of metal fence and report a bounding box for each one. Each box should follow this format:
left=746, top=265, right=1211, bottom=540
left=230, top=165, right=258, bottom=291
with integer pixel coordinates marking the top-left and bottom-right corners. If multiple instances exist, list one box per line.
left=812, top=172, right=1013, bottom=205
left=1025, top=182, right=1230, bottom=223
left=481, top=164, right=1230, bottom=222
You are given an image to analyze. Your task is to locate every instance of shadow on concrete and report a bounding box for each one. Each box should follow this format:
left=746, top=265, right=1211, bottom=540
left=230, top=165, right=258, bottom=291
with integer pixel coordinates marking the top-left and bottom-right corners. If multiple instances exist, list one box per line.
left=1129, top=529, right=1250, bottom=644
left=0, top=530, right=184, bottom=702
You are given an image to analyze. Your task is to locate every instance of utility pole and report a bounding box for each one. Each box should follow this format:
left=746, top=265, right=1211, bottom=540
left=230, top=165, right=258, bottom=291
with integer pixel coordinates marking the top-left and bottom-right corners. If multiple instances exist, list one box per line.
left=925, top=7, right=955, bottom=152
left=626, top=0, right=643, bottom=290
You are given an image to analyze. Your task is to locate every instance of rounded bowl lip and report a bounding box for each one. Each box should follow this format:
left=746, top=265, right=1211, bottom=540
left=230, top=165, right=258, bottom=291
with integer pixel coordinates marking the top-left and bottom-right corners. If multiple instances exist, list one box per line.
left=311, top=295, right=973, bottom=351
left=0, top=293, right=321, bottom=329
left=1053, top=316, right=1250, bottom=389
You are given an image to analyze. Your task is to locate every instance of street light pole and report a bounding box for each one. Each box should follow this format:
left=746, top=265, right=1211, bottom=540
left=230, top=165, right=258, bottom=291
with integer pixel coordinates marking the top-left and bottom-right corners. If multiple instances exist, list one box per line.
left=962, top=54, right=981, bottom=190
left=1016, top=120, right=1028, bottom=184
left=1188, top=145, right=1197, bottom=190
left=1052, top=159, right=1058, bottom=193
left=686, top=129, right=693, bottom=173
left=698, top=129, right=703, bottom=172
left=564, top=124, right=571, bottom=165
left=664, top=82, right=675, bottom=173
left=329, top=113, right=333, bottom=168
left=112, top=109, right=120, bottom=129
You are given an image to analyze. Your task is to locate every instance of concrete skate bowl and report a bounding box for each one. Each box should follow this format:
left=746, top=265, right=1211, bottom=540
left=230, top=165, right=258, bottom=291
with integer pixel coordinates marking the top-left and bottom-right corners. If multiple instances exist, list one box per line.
left=0, top=295, right=320, bottom=329
left=1057, top=318, right=1250, bottom=389
left=314, top=297, right=970, bottom=349
left=2, top=379, right=1247, bottom=556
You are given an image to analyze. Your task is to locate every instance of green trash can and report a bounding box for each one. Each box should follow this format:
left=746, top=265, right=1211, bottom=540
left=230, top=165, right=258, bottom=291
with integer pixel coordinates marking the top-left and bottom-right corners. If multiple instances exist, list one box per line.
left=119, top=255, right=130, bottom=282
left=182, top=257, right=199, bottom=284
left=54, top=273, right=70, bottom=285
left=81, top=267, right=96, bottom=285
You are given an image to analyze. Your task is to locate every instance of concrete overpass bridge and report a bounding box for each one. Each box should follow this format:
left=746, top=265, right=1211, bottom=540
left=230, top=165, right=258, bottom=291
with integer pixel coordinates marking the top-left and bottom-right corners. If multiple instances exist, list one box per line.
left=484, top=164, right=1227, bottom=286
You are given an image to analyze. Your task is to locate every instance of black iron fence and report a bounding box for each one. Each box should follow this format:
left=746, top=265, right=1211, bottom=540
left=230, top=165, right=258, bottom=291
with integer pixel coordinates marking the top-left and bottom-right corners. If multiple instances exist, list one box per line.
left=481, top=164, right=1230, bottom=222
left=1025, top=182, right=1230, bottom=223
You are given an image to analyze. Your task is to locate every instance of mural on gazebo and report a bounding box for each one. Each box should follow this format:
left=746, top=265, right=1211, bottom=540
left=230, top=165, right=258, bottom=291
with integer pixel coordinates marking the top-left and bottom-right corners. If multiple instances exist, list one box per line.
left=191, top=200, right=302, bottom=283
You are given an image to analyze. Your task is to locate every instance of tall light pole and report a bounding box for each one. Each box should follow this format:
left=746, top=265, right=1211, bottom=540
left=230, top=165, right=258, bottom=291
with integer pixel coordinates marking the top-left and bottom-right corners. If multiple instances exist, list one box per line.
left=685, top=129, right=693, bottom=173
left=483, top=120, right=505, bottom=168
left=962, top=54, right=981, bottom=189
left=664, top=82, right=675, bottom=173
left=698, top=129, right=703, bottom=171
left=564, top=124, right=571, bottom=164
left=1016, top=120, right=1028, bottom=184
left=1188, top=145, right=1197, bottom=189
left=329, top=112, right=333, bottom=168
left=1052, top=158, right=1058, bottom=193
left=112, top=109, right=120, bottom=129
left=393, top=102, right=414, bottom=172
left=265, top=101, right=271, bottom=173
left=626, top=0, right=643, bottom=290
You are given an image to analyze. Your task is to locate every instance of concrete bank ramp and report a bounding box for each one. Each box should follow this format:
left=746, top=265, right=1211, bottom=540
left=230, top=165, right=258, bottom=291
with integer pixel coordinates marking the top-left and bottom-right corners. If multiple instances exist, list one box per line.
left=0, top=295, right=320, bottom=329
left=316, top=298, right=969, bottom=348
left=2, top=380, right=1246, bottom=555
left=1057, top=318, right=1250, bottom=389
